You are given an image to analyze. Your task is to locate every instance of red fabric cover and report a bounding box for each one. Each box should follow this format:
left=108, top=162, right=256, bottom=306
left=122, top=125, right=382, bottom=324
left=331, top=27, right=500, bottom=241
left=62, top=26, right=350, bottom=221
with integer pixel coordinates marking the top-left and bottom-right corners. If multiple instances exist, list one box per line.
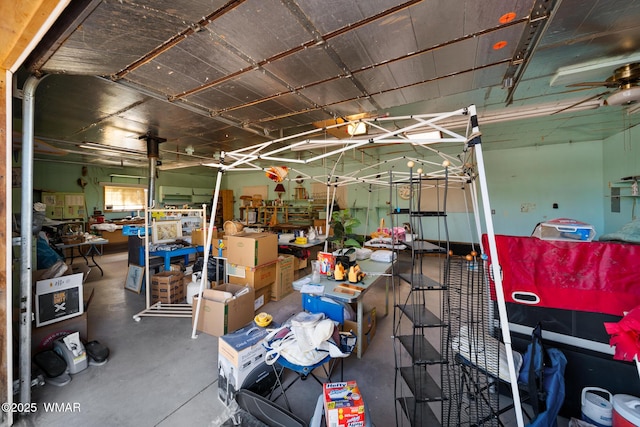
left=482, top=234, right=640, bottom=316
left=604, top=306, right=640, bottom=361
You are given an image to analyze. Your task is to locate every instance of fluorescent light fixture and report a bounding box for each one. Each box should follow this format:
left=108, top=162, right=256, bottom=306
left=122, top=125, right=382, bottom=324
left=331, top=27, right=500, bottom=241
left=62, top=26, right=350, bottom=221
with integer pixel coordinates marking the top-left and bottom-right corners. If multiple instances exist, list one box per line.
left=110, top=174, right=146, bottom=179
left=79, top=142, right=146, bottom=156
left=347, top=122, right=367, bottom=136
left=550, top=53, right=640, bottom=87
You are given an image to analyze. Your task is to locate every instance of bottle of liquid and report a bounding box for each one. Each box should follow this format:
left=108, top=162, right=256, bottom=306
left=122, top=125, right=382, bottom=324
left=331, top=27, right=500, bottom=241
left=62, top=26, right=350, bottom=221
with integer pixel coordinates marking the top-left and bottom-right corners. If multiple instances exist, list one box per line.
left=187, top=272, right=202, bottom=305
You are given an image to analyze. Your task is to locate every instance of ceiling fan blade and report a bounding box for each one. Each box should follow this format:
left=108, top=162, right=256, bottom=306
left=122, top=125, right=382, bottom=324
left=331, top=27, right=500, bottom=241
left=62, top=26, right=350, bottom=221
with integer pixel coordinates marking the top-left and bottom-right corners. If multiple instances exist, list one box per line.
left=551, top=92, right=609, bottom=115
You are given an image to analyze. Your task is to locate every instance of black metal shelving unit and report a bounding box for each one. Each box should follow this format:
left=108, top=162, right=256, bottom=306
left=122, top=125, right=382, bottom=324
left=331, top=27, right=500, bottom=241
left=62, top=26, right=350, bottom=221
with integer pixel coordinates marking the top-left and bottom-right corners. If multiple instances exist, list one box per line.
left=390, top=169, right=450, bottom=427
left=390, top=165, right=503, bottom=426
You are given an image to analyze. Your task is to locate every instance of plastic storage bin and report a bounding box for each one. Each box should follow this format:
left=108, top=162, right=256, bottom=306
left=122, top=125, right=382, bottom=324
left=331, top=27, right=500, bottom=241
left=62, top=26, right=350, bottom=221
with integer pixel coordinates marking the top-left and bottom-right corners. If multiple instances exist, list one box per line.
left=532, top=218, right=596, bottom=242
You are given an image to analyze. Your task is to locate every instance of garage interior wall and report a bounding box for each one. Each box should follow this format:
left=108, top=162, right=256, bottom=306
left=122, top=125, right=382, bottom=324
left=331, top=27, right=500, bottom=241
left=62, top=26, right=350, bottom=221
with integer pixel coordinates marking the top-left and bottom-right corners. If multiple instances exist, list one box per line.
left=18, top=125, right=639, bottom=243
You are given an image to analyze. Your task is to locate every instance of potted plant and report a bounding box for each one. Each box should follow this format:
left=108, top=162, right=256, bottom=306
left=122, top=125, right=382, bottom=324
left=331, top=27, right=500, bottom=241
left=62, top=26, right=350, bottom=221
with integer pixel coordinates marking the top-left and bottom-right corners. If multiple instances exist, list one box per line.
left=328, top=209, right=361, bottom=267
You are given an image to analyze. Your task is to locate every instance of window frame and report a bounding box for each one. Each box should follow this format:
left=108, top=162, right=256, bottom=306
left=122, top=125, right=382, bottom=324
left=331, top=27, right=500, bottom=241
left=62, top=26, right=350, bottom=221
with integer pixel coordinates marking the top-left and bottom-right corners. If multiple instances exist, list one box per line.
left=100, top=182, right=147, bottom=213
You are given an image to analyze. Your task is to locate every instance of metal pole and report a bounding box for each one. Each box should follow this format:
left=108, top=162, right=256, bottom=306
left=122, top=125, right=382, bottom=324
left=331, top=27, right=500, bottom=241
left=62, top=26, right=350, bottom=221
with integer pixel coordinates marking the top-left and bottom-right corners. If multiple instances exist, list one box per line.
left=141, top=133, right=165, bottom=310
left=192, top=154, right=225, bottom=339
left=142, top=132, right=165, bottom=209
left=19, top=74, right=45, bottom=406
left=469, top=104, right=525, bottom=427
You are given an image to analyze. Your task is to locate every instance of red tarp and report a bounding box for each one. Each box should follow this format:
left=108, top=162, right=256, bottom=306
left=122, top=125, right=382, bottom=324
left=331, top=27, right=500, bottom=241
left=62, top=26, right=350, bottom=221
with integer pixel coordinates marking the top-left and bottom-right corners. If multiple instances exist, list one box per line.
left=483, top=234, right=640, bottom=316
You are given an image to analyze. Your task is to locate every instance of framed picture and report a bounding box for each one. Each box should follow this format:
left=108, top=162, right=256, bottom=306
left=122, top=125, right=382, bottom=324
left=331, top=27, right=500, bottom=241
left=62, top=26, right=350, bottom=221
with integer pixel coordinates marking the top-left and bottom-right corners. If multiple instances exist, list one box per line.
left=152, top=220, right=183, bottom=244
left=124, top=265, right=144, bottom=294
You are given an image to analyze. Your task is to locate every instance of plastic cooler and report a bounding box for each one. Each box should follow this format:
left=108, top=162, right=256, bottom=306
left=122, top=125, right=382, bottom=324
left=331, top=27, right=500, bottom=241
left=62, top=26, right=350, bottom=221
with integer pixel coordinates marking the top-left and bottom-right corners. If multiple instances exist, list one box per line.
left=612, top=394, right=640, bottom=427
left=532, top=218, right=596, bottom=242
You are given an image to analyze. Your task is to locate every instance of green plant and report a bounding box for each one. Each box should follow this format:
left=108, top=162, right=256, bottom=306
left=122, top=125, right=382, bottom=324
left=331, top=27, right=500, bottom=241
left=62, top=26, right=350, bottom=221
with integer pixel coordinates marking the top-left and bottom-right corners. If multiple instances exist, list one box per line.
left=328, top=209, right=361, bottom=249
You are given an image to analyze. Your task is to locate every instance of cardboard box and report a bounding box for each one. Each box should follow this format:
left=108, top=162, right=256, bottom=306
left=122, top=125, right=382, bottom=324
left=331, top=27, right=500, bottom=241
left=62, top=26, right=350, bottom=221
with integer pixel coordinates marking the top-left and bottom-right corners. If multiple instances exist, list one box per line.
left=32, top=287, right=94, bottom=353
left=227, top=232, right=278, bottom=267
left=253, top=286, right=271, bottom=311
left=34, top=270, right=85, bottom=327
left=343, top=307, right=377, bottom=356
left=192, top=284, right=255, bottom=337
left=323, top=381, right=366, bottom=427
left=191, top=228, right=219, bottom=246
left=151, top=271, right=184, bottom=303
left=271, top=255, right=295, bottom=301
left=293, top=256, right=308, bottom=270
left=217, top=322, right=273, bottom=406
left=228, top=261, right=277, bottom=290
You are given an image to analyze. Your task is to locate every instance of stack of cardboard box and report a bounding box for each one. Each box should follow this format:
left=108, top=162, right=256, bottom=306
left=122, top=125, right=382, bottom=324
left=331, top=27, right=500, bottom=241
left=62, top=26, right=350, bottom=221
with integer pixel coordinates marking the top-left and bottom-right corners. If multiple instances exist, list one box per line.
left=151, top=271, right=185, bottom=303
left=226, top=232, right=278, bottom=311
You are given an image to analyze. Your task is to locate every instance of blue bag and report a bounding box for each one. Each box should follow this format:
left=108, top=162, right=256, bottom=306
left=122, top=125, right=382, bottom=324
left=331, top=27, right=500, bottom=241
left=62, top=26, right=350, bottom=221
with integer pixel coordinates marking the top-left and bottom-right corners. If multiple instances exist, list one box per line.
left=517, top=323, right=567, bottom=427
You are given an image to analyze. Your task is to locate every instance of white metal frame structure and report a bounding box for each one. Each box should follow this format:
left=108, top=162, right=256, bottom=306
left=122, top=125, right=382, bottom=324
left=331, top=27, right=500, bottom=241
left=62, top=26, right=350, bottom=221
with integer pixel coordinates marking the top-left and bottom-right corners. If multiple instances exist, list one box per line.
left=193, top=105, right=524, bottom=426
left=133, top=206, right=208, bottom=322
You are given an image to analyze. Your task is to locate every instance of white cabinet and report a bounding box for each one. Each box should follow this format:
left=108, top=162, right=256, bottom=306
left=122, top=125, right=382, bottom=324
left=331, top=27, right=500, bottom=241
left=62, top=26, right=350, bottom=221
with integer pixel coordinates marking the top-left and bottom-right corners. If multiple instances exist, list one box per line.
left=160, top=186, right=191, bottom=199
left=159, top=186, right=213, bottom=204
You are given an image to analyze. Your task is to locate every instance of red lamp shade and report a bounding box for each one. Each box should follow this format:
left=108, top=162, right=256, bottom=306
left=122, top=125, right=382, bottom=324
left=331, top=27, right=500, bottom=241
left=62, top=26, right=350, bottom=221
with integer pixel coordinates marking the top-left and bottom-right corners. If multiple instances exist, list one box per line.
left=274, top=183, right=286, bottom=198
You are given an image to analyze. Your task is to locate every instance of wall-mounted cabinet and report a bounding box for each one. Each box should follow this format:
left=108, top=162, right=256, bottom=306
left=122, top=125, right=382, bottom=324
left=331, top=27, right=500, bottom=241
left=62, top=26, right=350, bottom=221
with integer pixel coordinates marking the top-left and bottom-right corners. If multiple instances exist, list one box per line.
left=159, top=186, right=214, bottom=204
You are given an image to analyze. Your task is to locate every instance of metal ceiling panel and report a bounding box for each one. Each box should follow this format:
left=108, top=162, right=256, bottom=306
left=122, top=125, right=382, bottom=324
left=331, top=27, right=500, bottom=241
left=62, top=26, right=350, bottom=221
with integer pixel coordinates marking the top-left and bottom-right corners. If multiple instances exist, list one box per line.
left=186, top=71, right=290, bottom=112
left=125, top=31, right=252, bottom=95
left=322, top=98, right=380, bottom=118
left=209, top=0, right=313, bottom=61
left=473, top=64, right=511, bottom=89
left=298, top=78, right=365, bottom=110
left=432, top=38, right=478, bottom=76
left=389, top=80, right=442, bottom=107
left=40, top=0, right=192, bottom=75
left=330, top=12, right=416, bottom=71
left=356, top=53, right=435, bottom=94
left=262, top=45, right=344, bottom=88
left=262, top=110, right=334, bottom=133
left=30, top=75, right=146, bottom=137
left=437, top=73, right=474, bottom=97
left=131, top=0, right=231, bottom=23
left=354, top=11, right=416, bottom=66
left=410, top=1, right=465, bottom=48
left=18, top=0, right=640, bottom=171
left=296, top=0, right=410, bottom=34
left=474, top=24, right=527, bottom=68
left=540, top=0, right=640, bottom=47
left=463, top=0, right=533, bottom=34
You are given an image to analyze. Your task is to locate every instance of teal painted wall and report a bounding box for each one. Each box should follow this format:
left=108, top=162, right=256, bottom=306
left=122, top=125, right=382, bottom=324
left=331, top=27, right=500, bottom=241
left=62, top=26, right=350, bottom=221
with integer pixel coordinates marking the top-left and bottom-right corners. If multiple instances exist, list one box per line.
left=22, top=123, right=640, bottom=242
left=481, top=140, right=605, bottom=237
left=31, top=162, right=219, bottom=220
left=602, top=124, right=640, bottom=233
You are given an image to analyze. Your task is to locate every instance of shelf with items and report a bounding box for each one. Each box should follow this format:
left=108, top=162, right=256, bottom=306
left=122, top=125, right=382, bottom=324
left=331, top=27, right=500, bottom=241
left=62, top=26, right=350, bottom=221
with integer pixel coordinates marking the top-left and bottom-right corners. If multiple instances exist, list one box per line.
left=610, top=177, right=640, bottom=198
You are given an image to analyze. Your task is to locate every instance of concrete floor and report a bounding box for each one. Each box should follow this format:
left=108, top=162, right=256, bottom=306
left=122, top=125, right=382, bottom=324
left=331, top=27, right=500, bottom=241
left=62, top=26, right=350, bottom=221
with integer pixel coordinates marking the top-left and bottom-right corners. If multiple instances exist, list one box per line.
left=14, top=251, right=571, bottom=427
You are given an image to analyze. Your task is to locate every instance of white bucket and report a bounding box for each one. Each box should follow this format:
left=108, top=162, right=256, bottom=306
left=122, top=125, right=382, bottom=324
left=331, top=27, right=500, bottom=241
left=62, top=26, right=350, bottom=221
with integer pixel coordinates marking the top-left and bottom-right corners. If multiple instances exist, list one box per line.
left=582, top=387, right=613, bottom=427
left=186, top=273, right=204, bottom=305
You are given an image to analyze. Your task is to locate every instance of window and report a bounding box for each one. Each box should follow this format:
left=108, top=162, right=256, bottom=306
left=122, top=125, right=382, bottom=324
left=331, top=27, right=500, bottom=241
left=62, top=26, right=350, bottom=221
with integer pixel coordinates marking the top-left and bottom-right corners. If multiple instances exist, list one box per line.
left=102, top=184, right=147, bottom=212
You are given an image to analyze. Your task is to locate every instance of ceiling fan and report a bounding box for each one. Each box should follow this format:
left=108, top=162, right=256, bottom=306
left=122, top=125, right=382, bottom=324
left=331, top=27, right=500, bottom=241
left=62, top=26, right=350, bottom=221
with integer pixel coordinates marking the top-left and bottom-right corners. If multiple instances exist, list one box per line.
left=554, top=63, right=640, bottom=114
